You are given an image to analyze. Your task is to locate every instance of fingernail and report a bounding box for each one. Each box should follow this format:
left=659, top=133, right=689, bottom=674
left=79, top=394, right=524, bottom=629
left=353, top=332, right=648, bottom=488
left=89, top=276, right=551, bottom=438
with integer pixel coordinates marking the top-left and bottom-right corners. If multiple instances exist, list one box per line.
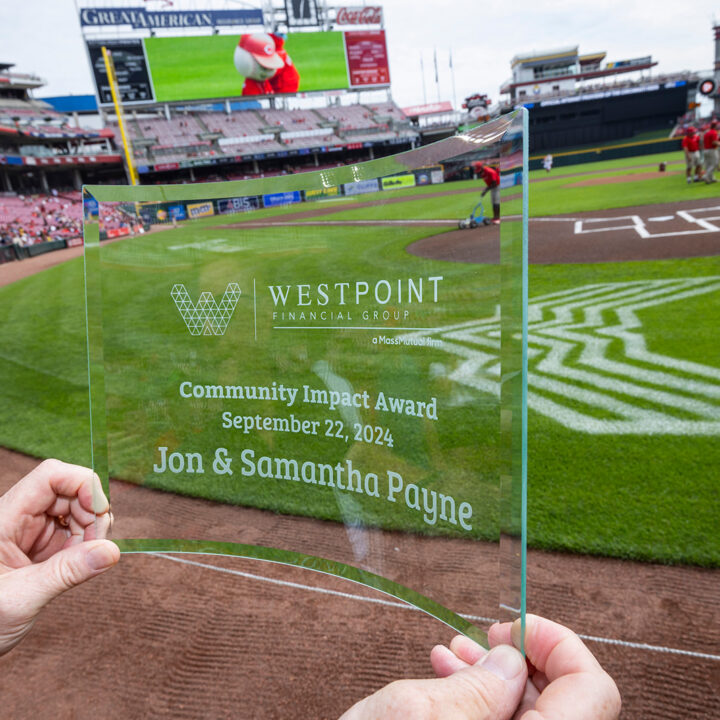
left=86, top=543, right=116, bottom=570
left=479, top=645, right=525, bottom=680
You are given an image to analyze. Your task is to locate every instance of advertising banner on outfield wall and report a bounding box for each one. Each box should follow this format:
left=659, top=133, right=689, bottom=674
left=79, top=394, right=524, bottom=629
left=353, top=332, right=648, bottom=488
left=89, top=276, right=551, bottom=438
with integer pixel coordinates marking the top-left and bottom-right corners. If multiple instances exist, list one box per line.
left=168, top=204, right=187, bottom=221
left=304, top=187, right=340, bottom=201
left=263, top=191, right=302, bottom=208
left=217, top=196, right=261, bottom=214
left=186, top=201, right=215, bottom=218
left=413, top=165, right=444, bottom=186
left=499, top=172, right=523, bottom=190
left=343, top=178, right=380, bottom=196
left=381, top=174, right=416, bottom=190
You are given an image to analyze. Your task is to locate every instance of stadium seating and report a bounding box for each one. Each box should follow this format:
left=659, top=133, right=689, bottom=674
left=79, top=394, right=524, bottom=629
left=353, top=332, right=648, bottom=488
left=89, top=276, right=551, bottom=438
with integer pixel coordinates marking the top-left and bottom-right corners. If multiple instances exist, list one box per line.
left=258, top=108, right=324, bottom=130
left=134, top=115, right=204, bottom=145
left=111, top=101, right=416, bottom=165
left=366, top=102, right=408, bottom=123
left=0, top=191, right=83, bottom=245
left=199, top=110, right=266, bottom=137
left=314, top=104, right=382, bottom=132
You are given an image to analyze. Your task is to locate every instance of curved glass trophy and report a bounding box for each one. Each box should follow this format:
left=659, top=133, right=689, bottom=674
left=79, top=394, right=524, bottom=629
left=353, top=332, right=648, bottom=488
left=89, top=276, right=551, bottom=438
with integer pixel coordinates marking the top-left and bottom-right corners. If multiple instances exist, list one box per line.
left=84, top=109, right=528, bottom=648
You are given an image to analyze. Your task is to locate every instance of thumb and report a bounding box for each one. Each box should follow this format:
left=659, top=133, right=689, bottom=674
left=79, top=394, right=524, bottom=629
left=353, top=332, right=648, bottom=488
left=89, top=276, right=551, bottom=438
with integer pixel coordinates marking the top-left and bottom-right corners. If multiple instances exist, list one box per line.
left=11, top=540, right=119, bottom=616
left=341, top=644, right=528, bottom=720
left=442, top=644, right=528, bottom=719
left=0, top=540, right=119, bottom=655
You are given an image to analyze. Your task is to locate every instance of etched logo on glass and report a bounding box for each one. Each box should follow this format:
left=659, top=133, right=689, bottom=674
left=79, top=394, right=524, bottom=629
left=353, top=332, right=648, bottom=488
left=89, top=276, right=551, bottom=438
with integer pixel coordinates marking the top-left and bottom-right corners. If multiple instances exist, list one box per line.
left=171, top=282, right=242, bottom=336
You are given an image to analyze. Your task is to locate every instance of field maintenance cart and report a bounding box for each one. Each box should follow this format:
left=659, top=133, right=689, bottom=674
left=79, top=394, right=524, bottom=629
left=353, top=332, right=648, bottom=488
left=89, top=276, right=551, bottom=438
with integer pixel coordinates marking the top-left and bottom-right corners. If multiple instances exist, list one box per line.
left=458, top=199, right=492, bottom=229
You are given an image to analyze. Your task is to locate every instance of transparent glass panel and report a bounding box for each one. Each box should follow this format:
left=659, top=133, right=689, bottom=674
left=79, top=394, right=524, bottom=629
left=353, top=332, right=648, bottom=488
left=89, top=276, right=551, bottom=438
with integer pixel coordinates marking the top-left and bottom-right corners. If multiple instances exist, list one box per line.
left=84, top=109, right=528, bottom=647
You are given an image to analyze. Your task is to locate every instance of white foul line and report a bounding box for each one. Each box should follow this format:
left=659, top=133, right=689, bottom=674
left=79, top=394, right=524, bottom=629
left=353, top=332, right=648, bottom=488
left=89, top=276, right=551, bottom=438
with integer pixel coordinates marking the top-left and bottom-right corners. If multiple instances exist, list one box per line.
left=152, top=553, right=720, bottom=663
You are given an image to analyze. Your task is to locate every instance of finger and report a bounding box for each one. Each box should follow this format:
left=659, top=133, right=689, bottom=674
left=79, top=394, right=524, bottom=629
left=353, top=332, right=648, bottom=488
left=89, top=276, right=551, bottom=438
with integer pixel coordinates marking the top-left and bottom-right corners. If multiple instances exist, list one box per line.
left=430, top=644, right=471, bottom=677
left=0, top=540, right=120, bottom=656
left=438, top=645, right=529, bottom=719
left=342, top=644, right=528, bottom=720
left=530, top=670, right=550, bottom=694
left=519, top=672, right=621, bottom=720
left=5, top=540, right=119, bottom=619
left=4, top=459, right=108, bottom=518
left=46, top=496, right=72, bottom=518
left=512, top=615, right=603, bottom=681
left=48, top=495, right=97, bottom=528
left=489, top=621, right=513, bottom=648
left=449, top=634, right=487, bottom=665
left=30, top=521, right=85, bottom=562
left=511, top=616, right=621, bottom=720
left=511, top=675, right=540, bottom=720
left=83, top=511, right=113, bottom=541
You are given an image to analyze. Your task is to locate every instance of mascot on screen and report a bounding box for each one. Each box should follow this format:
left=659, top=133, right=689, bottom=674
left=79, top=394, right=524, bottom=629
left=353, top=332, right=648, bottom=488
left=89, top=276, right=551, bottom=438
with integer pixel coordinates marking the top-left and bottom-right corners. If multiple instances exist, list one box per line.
left=233, top=33, right=300, bottom=96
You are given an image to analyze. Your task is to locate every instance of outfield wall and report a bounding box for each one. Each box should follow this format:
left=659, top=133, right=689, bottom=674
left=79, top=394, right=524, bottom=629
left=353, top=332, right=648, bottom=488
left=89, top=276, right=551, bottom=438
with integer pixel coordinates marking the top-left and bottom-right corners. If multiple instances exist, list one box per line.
left=529, top=136, right=681, bottom=171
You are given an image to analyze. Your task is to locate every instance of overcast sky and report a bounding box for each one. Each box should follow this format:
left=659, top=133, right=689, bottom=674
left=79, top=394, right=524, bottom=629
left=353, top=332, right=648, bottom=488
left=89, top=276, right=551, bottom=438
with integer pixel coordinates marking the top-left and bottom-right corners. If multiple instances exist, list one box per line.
left=1, top=0, right=718, bottom=110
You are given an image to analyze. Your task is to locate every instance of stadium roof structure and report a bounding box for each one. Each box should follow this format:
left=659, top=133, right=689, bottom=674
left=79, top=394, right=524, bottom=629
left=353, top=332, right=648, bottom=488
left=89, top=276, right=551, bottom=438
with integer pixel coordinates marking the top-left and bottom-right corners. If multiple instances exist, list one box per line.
left=501, top=44, right=659, bottom=97
left=511, top=46, right=579, bottom=68
left=39, top=95, right=99, bottom=114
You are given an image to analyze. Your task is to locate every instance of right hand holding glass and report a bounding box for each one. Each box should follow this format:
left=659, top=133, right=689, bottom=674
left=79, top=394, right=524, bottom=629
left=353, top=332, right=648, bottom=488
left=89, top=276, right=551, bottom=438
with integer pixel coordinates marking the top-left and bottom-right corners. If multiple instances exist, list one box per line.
left=431, top=614, right=621, bottom=720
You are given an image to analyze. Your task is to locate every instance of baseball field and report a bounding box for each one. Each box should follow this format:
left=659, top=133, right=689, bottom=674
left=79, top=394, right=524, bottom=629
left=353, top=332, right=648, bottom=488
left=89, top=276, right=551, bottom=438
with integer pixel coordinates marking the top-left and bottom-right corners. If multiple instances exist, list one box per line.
left=0, top=148, right=718, bottom=718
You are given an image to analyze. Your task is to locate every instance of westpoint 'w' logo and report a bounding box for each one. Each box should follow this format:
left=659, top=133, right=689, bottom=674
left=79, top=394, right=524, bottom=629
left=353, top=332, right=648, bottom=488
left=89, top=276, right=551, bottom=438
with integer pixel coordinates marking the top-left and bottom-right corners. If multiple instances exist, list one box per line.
left=171, top=283, right=241, bottom=336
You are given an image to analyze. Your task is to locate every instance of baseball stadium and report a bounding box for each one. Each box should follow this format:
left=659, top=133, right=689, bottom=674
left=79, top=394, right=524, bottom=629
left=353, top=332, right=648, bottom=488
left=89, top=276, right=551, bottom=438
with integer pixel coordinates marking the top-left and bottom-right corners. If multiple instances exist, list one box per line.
left=0, top=2, right=719, bottom=719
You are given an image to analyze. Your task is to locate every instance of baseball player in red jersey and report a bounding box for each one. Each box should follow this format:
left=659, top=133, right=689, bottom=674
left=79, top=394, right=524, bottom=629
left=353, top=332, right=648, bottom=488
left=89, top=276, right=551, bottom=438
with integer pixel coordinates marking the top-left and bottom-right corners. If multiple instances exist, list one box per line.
left=702, top=120, right=718, bottom=184
left=473, top=162, right=501, bottom=224
left=681, top=127, right=703, bottom=183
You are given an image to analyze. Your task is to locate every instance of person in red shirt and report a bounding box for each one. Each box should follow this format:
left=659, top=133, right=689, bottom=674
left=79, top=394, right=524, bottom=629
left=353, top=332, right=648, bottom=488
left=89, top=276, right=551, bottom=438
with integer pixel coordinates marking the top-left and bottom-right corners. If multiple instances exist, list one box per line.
left=681, top=127, right=703, bottom=183
left=234, top=33, right=300, bottom=96
left=702, top=120, right=718, bottom=184
left=473, top=161, right=501, bottom=224
left=268, top=34, right=300, bottom=95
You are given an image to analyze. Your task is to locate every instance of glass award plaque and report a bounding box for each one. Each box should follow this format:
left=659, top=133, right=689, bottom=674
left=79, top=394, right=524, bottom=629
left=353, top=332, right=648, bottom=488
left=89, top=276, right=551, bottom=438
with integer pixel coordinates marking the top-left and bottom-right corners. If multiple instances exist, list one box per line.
left=83, top=109, right=528, bottom=647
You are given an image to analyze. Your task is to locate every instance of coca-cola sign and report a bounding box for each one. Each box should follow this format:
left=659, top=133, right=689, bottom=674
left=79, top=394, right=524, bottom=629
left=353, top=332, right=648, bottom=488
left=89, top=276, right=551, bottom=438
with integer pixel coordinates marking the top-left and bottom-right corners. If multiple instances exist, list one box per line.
left=336, top=6, right=383, bottom=25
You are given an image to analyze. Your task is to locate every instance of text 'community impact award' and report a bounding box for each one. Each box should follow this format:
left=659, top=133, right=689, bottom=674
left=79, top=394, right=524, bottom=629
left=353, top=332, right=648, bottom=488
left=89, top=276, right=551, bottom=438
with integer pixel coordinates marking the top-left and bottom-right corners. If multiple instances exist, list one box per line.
left=84, top=110, right=528, bottom=647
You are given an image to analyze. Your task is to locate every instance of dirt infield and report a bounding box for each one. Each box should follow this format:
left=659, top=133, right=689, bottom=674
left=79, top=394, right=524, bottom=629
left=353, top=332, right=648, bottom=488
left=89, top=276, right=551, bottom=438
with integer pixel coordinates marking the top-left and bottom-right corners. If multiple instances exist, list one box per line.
left=0, top=244, right=85, bottom=288
left=408, top=197, right=720, bottom=264
left=0, top=194, right=719, bottom=718
left=212, top=196, right=720, bottom=266
left=0, top=449, right=718, bottom=719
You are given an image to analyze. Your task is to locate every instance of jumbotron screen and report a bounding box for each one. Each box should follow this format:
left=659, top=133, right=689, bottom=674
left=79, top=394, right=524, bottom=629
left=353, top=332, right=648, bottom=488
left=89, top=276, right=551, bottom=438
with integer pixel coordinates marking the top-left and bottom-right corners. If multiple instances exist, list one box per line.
left=88, top=30, right=390, bottom=106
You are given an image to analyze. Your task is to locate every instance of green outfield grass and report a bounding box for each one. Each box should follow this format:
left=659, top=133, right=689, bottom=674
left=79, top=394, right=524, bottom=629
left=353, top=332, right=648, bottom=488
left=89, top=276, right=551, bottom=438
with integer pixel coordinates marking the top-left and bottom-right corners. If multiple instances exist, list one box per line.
left=529, top=150, right=686, bottom=178
left=1, top=155, right=718, bottom=565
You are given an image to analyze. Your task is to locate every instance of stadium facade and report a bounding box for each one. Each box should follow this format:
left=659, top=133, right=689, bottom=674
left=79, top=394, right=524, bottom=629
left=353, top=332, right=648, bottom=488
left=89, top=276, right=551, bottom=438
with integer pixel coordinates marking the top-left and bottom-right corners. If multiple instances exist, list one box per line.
left=2, top=2, right=716, bottom=194
left=0, top=62, right=123, bottom=194
left=499, top=46, right=700, bottom=153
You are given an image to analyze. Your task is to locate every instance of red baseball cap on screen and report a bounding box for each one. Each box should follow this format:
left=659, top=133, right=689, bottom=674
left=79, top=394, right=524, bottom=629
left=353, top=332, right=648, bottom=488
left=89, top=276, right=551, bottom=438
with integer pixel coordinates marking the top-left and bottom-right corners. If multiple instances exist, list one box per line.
left=238, top=34, right=284, bottom=70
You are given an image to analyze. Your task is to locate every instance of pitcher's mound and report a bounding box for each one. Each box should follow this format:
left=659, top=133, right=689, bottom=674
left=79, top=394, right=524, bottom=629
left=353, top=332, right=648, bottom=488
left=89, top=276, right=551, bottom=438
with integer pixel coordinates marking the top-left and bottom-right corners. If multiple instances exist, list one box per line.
left=407, top=227, right=500, bottom=264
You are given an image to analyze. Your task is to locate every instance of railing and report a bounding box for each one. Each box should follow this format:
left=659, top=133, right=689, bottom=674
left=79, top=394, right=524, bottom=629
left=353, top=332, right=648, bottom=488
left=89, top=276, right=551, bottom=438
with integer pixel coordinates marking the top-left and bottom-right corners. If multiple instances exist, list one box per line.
left=507, top=71, right=698, bottom=105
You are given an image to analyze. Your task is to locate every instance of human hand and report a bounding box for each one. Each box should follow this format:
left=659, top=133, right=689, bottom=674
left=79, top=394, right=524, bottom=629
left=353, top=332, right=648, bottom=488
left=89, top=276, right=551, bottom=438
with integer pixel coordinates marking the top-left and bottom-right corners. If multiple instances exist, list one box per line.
left=431, top=614, right=621, bottom=720
left=0, top=459, right=119, bottom=656
left=340, top=641, right=528, bottom=719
